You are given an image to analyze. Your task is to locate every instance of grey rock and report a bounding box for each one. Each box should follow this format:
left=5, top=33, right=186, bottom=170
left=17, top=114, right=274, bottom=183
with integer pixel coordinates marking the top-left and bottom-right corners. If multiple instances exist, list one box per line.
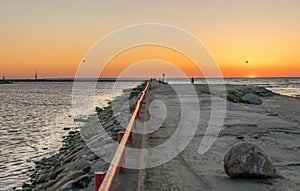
left=57, top=174, right=91, bottom=191
left=72, top=174, right=91, bottom=189
left=105, top=124, right=115, bottom=131
left=224, top=142, right=276, bottom=178
left=49, top=165, right=65, bottom=180
left=253, top=87, right=276, bottom=97
left=47, top=171, right=86, bottom=191
left=57, top=182, right=73, bottom=191
left=243, top=94, right=263, bottom=105
left=33, top=179, right=56, bottom=191
left=74, top=159, right=91, bottom=173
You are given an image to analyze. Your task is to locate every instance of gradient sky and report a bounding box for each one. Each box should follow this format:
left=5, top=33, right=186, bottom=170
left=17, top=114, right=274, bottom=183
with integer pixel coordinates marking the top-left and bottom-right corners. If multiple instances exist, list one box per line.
left=1, top=0, right=300, bottom=78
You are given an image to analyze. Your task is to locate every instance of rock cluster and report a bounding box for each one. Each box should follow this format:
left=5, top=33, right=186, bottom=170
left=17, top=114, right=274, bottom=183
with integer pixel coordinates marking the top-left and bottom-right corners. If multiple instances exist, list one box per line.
left=22, top=131, right=99, bottom=191
left=243, top=94, right=263, bottom=105
left=227, top=86, right=274, bottom=104
left=224, top=142, right=276, bottom=178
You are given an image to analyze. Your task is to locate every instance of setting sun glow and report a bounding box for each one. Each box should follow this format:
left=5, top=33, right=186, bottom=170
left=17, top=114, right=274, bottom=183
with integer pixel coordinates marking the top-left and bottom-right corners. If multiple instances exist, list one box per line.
left=0, top=1, right=300, bottom=78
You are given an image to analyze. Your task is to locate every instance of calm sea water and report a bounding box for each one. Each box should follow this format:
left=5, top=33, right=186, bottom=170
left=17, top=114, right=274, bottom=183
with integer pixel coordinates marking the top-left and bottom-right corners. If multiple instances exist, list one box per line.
left=0, top=78, right=299, bottom=190
left=0, top=81, right=139, bottom=191
left=168, top=78, right=300, bottom=98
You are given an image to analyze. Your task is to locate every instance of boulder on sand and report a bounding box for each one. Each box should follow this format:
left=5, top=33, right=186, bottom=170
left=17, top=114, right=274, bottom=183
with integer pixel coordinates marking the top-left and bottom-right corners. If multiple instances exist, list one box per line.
left=224, top=142, right=276, bottom=178
left=243, top=94, right=263, bottom=105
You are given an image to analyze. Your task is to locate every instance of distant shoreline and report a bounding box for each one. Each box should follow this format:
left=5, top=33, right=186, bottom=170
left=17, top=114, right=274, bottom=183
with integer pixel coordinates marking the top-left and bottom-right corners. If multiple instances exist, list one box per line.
left=0, top=80, right=12, bottom=84
left=3, top=76, right=300, bottom=82
left=4, top=78, right=147, bottom=82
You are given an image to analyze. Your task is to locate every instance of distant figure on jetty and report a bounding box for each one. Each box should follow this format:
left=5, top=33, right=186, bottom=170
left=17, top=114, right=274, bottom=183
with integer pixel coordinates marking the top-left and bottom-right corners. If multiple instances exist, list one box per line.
left=191, top=77, right=194, bottom=84
left=35, top=69, right=38, bottom=80
left=1, top=75, right=11, bottom=84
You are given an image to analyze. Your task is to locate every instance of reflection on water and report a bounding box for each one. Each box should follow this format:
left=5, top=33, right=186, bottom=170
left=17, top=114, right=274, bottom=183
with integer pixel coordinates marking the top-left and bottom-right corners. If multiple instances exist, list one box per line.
left=0, top=81, right=138, bottom=191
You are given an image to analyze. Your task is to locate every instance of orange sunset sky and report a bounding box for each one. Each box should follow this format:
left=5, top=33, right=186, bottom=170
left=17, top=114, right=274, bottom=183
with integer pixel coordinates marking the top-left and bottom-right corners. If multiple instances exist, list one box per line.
left=0, top=0, right=300, bottom=79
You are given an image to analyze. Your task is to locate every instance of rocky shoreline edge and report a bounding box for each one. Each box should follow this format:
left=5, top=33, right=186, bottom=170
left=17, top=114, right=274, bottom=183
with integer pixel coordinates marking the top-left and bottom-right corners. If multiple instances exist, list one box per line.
left=20, top=82, right=147, bottom=191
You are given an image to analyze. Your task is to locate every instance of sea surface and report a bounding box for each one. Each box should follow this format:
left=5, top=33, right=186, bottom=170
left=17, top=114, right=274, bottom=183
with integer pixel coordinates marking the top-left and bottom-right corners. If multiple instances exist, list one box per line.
left=0, top=78, right=299, bottom=190
left=168, top=78, right=300, bottom=98
left=0, top=81, right=139, bottom=191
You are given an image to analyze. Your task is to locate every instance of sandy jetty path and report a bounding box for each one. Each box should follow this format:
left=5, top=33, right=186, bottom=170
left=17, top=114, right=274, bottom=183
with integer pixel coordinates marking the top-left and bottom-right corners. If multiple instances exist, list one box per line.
left=113, top=81, right=300, bottom=191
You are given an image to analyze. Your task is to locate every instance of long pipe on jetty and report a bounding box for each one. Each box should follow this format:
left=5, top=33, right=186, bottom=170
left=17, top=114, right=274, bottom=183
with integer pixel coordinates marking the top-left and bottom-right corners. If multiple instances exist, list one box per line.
left=95, top=81, right=149, bottom=191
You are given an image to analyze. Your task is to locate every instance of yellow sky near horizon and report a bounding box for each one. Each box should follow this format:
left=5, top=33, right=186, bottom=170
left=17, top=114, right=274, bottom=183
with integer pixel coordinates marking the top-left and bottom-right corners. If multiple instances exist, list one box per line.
left=0, top=0, right=300, bottom=78
left=100, top=45, right=203, bottom=78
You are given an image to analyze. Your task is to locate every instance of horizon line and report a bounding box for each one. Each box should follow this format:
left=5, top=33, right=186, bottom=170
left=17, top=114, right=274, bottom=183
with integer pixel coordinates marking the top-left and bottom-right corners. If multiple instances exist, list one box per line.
left=3, top=76, right=300, bottom=81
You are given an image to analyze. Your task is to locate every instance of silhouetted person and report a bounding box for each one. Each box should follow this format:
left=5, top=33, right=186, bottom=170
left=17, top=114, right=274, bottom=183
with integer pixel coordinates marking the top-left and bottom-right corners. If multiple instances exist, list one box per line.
left=191, top=77, right=194, bottom=84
